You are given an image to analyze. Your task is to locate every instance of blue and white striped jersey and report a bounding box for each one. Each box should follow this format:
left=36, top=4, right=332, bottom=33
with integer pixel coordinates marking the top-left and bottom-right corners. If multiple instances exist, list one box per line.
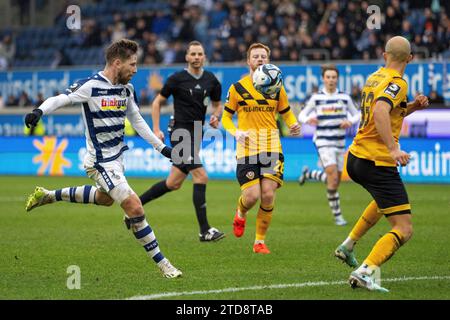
left=64, top=72, right=141, bottom=164
left=298, top=89, right=360, bottom=149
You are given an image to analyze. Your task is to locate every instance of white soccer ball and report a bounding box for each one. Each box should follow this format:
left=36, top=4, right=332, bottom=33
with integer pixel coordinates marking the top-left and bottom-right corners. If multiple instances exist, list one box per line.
left=252, top=64, right=283, bottom=95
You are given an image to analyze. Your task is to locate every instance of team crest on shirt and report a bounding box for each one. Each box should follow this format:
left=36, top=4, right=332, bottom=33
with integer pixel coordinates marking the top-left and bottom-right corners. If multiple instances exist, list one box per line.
left=384, top=83, right=401, bottom=98
left=246, top=171, right=255, bottom=180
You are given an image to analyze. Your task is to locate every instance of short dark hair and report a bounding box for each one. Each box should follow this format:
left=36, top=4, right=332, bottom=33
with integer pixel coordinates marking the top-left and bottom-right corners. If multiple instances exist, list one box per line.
left=321, top=64, right=339, bottom=77
left=186, top=40, right=204, bottom=53
left=105, top=39, right=138, bottom=64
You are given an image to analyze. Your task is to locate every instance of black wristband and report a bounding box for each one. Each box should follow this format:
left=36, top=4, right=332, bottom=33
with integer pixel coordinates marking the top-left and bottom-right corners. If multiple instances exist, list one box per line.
left=161, top=146, right=172, bottom=159
left=32, top=109, right=43, bottom=117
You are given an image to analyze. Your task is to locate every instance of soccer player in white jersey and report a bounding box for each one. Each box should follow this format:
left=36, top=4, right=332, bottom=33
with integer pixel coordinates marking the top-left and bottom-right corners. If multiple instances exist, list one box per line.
left=23, top=39, right=182, bottom=278
left=298, top=64, right=360, bottom=226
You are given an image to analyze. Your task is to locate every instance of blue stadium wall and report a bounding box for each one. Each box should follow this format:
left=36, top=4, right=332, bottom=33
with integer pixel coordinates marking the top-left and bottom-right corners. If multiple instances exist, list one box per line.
left=1, top=62, right=449, bottom=183
left=1, top=61, right=449, bottom=104
left=1, top=135, right=449, bottom=184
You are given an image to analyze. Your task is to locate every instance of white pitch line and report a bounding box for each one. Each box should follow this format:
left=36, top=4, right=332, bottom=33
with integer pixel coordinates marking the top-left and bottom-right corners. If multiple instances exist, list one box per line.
left=127, top=275, right=450, bottom=300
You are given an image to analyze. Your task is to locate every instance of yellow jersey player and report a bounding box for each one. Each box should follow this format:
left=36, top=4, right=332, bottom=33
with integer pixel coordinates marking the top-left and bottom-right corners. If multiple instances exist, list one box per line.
left=221, top=43, right=301, bottom=254
left=334, top=36, right=429, bottom=292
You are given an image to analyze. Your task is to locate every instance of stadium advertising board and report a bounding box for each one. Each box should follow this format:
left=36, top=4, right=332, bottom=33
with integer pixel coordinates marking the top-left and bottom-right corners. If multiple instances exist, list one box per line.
left=1, top=61, right=448, bottom=105
left=1, top=110, right=449, bottom=138
left=1, top=136, right=449, bottom=184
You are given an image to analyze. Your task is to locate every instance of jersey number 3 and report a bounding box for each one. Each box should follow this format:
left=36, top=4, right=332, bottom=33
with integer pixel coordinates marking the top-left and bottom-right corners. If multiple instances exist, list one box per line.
left=359, top=91, right=374, bottom=129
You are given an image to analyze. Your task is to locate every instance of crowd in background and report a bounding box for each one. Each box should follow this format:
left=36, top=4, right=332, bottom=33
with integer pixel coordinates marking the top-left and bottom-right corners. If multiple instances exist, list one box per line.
left=0, top=0, right=449, bottom=107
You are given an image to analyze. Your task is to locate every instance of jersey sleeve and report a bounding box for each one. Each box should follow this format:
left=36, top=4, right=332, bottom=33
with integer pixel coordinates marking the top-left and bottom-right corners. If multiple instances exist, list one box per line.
left=375, top=78, right=408, bottom=110
left=298, top=95, right=316, bottom=123
left=126, top=84, right=139, bottom=109
left=159, top=74, right=176, bottom=98
left=277, top=87, right=297, bottom=127
left=276, top=86, right=290, bottom=112
left=346, top=95, right=360, bottom=124
left=210, top=75, right=222, bottom=102
left=64, top=80, right=91, bottom=104
left=223, top=84, right=238, bottom=114
left=221, top=84, right=238, bottom=135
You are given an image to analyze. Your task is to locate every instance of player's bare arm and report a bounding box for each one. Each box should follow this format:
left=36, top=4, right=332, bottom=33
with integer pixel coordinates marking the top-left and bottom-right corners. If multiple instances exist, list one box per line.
left=209, top=100, right=222, bottom=128
left=339, top=119, right=352, bottom=129
left=151, top=94, right=167, bottom=141
left=406, top=94, right=429, bottom=116
left=235, top=130, right=249, bottom=146
left=307, top=117, right=318, bottom=126
left=289, top=123, right=301, bottom=136
left=373, top=100, right=410, bottom=166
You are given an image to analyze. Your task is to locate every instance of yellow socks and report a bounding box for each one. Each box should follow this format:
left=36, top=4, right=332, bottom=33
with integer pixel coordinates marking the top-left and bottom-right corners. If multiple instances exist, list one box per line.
left=349, top=200, right=383, bottom=241
left=237, top=196, right=250, bottom=218
left=255, top=204, right=273, bottom=242
left=364, top=229, right=404, bottom=267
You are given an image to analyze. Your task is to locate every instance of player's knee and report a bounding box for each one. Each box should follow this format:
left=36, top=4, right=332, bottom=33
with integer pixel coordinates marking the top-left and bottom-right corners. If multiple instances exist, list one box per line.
left=394, top=223, right=413, bottom=243
left=192, top=169, right=208, bottom=184
left=243, top=193, right=259, bottom=207
left=166, top=181, right=182, bottom=190
left=104, top=198, right=114, bottom=206
left=401, top=224, right=413, bottom=242
left=127, top=205, right=144, bottom=218
left=194, top=174, right=208, bottom=184
left=95, top=192, right=114, bottom=206
left=121, top=197, right=144, bottom=217
left=326, top=174, right=339, bottom=188
left=261, top=190, right=275, bottom=205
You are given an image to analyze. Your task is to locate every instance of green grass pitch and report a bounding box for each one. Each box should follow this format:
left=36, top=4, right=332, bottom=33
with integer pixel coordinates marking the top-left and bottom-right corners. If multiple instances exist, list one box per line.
left=1, top=176, right=449, bottom=300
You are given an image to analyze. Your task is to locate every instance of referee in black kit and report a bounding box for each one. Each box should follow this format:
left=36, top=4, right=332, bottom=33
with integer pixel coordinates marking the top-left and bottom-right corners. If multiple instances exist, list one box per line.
left=139, top=41, right=225, bottom=242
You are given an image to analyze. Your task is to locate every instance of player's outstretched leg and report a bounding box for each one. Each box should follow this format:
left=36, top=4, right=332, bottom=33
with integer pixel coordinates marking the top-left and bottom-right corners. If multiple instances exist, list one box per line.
left=25, top=187, right=53, bottom=212
left=25, top=185, right=99, bottom=212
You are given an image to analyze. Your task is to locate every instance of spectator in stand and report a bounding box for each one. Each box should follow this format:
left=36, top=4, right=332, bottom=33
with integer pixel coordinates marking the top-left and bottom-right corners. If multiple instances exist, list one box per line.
left=143, top=42, right=163, bottom=64
left=429, top=90, right=444, bottom=104
left=34, top=93, right=45, bottom=108
left=139, top=88, right=151, bottom=107
left=0, top=93, right=4, bottom=109
left=0, top=35, right=15, bottom=69
left=6, top=94, right=18, bottom=107
left=222, top=37, right=241, bottom=62
left=50, top=49, right=71, bottom=68
left=2, top=0, right=450, bottom=66
left=18, top=91, right=32, bottom=107
left=209, top=1, right=228, bottom=30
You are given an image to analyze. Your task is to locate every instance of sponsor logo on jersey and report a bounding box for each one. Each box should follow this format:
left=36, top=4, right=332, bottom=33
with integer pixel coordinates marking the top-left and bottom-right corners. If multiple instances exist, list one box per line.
left=321, top=106, right=344, bottom=114
left=243, top=106, right=275, bottom=112
left=101, top=98, right=127, bottom=110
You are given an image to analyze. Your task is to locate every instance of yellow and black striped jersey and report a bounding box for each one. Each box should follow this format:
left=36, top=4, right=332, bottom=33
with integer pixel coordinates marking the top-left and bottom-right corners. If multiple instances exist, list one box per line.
left=349, top=67, right=408, bottom=166
left=222, top=75, right=297, bottom=158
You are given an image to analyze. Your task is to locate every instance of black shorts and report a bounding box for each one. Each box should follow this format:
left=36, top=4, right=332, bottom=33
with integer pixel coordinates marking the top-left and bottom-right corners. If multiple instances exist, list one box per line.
left=169, top=124, right=203, bottom=175
left=347, top=151, right=411, bottom=216
left=236, top=153, right=284, bottom=190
